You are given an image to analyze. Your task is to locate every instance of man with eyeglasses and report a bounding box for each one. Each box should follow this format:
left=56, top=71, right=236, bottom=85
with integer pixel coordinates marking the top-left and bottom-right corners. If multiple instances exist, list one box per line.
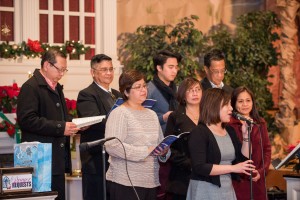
left=201, top=48, right=233, bottom=94
left=147, top=50, right=182, bottom=200
left=76, top=54, right=121, bottom=200
left=17, top=49, right=79, bottom=200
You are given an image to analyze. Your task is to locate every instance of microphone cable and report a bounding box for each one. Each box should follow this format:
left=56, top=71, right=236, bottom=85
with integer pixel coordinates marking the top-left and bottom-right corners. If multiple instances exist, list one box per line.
left=109, top=138, right=141, bottom=200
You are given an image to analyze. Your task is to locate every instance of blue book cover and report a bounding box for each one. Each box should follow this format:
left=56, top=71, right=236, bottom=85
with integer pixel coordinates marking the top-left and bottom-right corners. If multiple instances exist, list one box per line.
left=151, top=132, right=190, bottom=155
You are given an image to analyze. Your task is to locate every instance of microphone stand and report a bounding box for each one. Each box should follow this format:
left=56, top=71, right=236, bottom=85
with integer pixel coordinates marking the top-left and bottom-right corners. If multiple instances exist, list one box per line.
left=246, top=121, right=254, bottom=200
left=102, top=145, right=107, bottom=200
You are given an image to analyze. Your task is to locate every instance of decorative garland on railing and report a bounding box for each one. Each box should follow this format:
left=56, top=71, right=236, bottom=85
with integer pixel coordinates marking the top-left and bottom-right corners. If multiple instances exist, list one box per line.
left=0, top=39, right=90, bottom=59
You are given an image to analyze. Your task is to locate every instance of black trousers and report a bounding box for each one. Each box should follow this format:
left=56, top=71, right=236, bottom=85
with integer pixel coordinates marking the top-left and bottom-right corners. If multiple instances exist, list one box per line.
left=52, top=175, right=65, bottom=200
left=108, top=181, right=157, bottom=200
left=82, top=173, right=109, bottom=200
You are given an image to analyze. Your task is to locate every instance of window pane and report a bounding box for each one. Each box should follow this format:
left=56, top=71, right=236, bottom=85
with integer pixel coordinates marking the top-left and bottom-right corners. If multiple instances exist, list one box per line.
left=85, top=17, right=95, bottom=44
left=53, top=15, right=64, bottom=43
left=0, top=0, right=13, bottom=7
left=85, top=48, right=95, bottom=60
left=69, top=16, right=79, bottom=41
left=40, top=14, right=48, bottom=43
left=0, top=11, right=14, bottom=41
left=39, top=0, right=48, bottom=10
left=69, top=0, right=79, bottom=12
left=84, top=0, right=94, bottom=13
left=53, top=0, right=64, bottom=11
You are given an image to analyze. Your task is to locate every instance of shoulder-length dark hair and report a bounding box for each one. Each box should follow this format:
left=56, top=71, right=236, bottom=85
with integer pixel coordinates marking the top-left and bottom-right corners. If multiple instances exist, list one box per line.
left=119, top=69, right=145, bottom=101
left=200, top=88, right=231, bottom=126
left=177, top=77, right=202, bottom=106
left=231, top=86, right=260, bottom=122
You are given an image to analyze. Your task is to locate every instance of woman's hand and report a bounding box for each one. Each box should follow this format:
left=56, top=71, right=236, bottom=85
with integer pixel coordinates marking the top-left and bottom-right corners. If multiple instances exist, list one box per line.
left=150, top=145, right=169, bottom=156
left=232, top=160, right=255, bottom=175
left=252, top=170, right=261, bottom=182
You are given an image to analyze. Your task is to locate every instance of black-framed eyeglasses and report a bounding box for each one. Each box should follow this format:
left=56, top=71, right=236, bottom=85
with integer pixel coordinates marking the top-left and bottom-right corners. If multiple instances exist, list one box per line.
left=49, top=62, right=68, bottom=73
left=92, top=67, right=115, bottom=73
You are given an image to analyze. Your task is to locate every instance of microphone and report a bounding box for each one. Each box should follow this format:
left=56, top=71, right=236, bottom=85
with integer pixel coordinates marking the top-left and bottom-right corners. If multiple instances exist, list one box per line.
left=232, top=112, right=257, bottom=124
left=79, top=137, right=116, bottom=152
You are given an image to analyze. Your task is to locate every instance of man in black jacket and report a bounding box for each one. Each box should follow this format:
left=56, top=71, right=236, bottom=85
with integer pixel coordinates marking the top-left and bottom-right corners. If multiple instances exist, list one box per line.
left=201, top=48, right=233, bottom=94
left=17, top=49, right=79, bottom=200
left=77, top=54, right=121, bottom=200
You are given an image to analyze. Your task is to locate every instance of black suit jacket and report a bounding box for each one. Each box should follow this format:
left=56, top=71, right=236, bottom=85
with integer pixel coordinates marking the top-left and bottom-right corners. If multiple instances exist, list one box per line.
left=17, top=69, right=71, bottom=175
left=76, top=82, right=121, bottom=174
left=201, top=77, right=233, bottom=94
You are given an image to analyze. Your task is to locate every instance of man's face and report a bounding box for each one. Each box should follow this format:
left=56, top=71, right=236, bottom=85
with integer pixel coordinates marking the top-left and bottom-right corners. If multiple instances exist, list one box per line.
left=205, top=59, right=226, bottom=86
left=91, top=60, right=114, bottom=88
left=157, top=57, right=179, bottom=85
left=45, top=56, right=67, bottom=83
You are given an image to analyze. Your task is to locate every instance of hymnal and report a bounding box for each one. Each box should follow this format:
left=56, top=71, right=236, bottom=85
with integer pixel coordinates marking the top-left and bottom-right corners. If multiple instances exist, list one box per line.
left=72, top=115, right=106, bottom=128
left=151, top=132, right=190, bottom=155
left=272, top=143, right=300, bottom=170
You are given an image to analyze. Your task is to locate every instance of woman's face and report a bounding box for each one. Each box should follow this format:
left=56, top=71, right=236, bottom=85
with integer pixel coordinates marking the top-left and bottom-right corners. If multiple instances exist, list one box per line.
left=220, top=100, right=233, bottom=123
left=185, top=83, right=202, bottom=106
left=235, top=91, right=253, bottom=117
left=127, top=79, right=147, bottom=104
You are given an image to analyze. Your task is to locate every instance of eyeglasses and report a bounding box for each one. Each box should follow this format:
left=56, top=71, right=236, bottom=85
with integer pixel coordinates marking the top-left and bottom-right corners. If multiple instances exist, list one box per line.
left=131, top=84, right=147, bottom=91
left=209, top=68, right=227, bottom=75
left=186, top=88, right=202, bottom=94
left=92, top=67, right=115, bottom=73
left=49, top=62, right=68, bottom=73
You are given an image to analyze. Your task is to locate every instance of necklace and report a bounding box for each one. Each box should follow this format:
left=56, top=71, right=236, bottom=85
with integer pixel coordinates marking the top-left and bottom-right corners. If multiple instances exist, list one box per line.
left=186, top=107, right=199, bottom=121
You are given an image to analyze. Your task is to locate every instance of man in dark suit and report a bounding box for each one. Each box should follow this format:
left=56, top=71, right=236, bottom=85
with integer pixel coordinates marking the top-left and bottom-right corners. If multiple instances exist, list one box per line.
left=76, top=54, right=121, bottom=200
left=17, top=49, right=80, bottom=200
left=201, top=48, right=233, bottom=94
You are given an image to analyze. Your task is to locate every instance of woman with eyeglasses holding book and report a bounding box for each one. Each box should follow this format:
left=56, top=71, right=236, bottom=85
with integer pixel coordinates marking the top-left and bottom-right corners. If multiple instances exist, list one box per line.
left=187, top=88, right=257, bottom=200
left=229, top=86, right=271, bottom=200
left=164, top=77, right=202, bottom=200
left=105, top=70, right=170, bottom=200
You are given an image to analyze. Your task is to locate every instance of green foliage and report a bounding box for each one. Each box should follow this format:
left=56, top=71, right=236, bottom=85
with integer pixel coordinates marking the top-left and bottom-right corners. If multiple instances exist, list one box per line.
left=119, top=15, right=204, bottom=82
left=119, top=11, right=281, bottom=132
left=0, top=39, right=90, bottom=59
left=205, top=11, right=281, bottom=132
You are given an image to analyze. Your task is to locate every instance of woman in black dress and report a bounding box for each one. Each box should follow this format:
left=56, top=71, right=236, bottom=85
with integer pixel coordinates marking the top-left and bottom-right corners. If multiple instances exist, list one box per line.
left=165, top=77, right=202, bottom=200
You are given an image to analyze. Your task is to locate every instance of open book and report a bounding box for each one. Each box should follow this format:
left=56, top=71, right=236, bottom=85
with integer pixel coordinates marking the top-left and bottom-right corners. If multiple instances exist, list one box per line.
left=272, top=143, right=300, bottom=170
left=107, top=98, right=157, bottom=117
left=72, top=115, right=106, bottom=128
left=150, top=132, right=190, bottom=155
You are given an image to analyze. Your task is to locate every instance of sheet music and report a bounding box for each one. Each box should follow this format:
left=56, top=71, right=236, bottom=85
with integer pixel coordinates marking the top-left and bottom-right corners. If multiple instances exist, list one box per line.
left=72, top=115, right=106, bottom=128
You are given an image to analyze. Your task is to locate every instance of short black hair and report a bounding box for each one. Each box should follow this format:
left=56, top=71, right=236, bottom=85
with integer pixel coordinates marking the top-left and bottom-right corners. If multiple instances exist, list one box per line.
left=90, top=54, right=112, bottom=68
left=204, top=48, right=225, bottom=68
left=41, top=49, right=67, bottom=67
left=153, top=50, right=182, bottom=73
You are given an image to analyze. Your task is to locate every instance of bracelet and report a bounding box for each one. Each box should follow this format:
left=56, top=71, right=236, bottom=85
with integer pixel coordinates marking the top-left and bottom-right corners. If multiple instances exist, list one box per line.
left=243, top=138, right=249, bottom=142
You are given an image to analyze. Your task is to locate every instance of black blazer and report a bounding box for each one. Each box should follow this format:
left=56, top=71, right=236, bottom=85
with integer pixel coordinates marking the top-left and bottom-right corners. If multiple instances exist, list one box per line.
left=189, top=123, right=247, bottom=187
left=17, top=69, right=71, bottom=175
left=76, top=82, right=121, bottom=174
left=201, top=77, right=233, bottom=94
left=165, top=105, right=199, bottom=195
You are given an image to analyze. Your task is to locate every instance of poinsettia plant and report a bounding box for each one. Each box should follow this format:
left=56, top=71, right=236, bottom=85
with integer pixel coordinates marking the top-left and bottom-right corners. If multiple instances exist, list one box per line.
left=0, top=82, right=20, bottom=113
left=65, top=98, right=78, bottom=118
